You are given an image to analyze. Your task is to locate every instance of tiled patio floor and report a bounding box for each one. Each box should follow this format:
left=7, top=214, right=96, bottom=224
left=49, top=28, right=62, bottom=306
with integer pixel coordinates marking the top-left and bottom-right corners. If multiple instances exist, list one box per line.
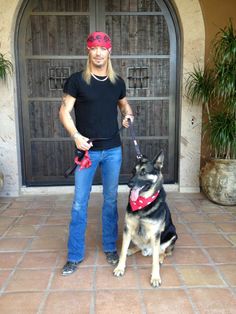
left=0, top=191, right=236, bottom=314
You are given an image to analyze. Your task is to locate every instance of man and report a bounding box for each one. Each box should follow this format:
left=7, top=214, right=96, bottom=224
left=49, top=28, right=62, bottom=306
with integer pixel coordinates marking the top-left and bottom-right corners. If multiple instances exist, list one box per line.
left=59, top=32, right=133, bottom=275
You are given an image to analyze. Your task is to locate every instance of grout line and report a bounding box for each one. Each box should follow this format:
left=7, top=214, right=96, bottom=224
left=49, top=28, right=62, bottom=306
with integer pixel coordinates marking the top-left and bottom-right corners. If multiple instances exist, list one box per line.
left=36, top=252, right=60, bottom=314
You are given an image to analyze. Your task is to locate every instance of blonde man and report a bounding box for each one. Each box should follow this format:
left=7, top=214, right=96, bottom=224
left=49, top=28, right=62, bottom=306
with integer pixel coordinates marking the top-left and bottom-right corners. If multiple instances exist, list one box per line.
left=59, top=32, right=133, bottom=275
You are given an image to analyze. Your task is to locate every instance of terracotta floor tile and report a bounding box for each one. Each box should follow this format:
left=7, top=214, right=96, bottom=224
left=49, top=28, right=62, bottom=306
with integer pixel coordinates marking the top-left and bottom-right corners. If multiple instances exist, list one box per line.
left=0, top=238, right=30, bottom=251
left=5, top=269, right=51, bottom=292
left=197, top=234, right=233, bottom=247
left=208, top=213, right=235, bottom=222
left=0, top=216, right=16, bottom=228
left=187, top=222, right=219, bottom=233
left=25, top=207, right=52, bottom=215
left=218, top=265, right=236, bottom=286
left=6, top=224, right=38, bottom=237
left=143, top=289, right=194, bottom=314
left=189, top=288, right=236, bottom=313
left=137, top=265, right=181, bottom=288
left=228, top=234, right=236, bottom=245
left=0, top=269, right=12, bottom=287
left=200, top=205, right=224, bottom=213
left=50, top=208, right=70, bottom=216
left=180, top=212, right=209, bottom=223
left=96, top=290, right=143, bottom=314
left=0, top=226, right=9, bottom=236
left=7, top=201, right=31, bottom=209
left=1, top=208, right=27, bottom=217
left=17, top=215, right=46, bottom=225
left=206, top=248, right=236, bottom=263
left=0, top=252, right=23, bottom=268
left=18, top=252, right=58, bottom=268
left=96, top=266, right=138, bottom=289
left=173, top=248, right=209, bottom=264
left=174, top=223, right=189, bottom=233
left=45, top=215, right=70, bottom=225
left=217, top=223, right=236, bottom=233
left=36, top=225, right=68, bottom=236
left=0, top=292, right=43, bottom=314
left=29, top=201, right=53, bottom=209
left=174, top=200, right=197, bottom=212
left=30, top=236, right=66, bottom=251
left=177, top=265, right=224, bottom=286
left=175, top=233, right=198, bottom=247
left=51, top=267, right=94, bottom=290
left=43, top=291, right=92, bottom=314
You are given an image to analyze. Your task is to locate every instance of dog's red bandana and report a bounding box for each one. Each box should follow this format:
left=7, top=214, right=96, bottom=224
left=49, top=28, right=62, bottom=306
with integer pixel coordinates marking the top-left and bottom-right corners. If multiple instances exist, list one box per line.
left=130, top=191, right=160, bottom=211
left=74, top=151, right=91, bottom=171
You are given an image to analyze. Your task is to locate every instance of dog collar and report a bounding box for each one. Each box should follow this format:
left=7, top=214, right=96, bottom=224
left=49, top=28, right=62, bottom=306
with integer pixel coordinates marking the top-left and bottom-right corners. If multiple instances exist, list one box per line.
left=130, top=191, right=160, bottom=212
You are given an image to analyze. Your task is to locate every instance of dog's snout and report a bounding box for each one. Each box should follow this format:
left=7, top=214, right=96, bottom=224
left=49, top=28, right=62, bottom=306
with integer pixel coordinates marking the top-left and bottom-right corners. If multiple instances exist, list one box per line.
left=128, top=179, right=135, bottom=188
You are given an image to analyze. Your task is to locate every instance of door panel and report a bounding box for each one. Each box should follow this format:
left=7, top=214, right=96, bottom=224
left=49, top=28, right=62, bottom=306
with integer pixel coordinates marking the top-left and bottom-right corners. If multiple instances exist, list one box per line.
left=17, top=0, right=179, bottom=185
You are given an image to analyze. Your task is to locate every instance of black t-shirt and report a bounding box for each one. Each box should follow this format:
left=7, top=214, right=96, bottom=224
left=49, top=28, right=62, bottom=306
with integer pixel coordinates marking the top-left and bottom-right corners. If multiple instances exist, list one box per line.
left=63, top=71, right=126, bottom=150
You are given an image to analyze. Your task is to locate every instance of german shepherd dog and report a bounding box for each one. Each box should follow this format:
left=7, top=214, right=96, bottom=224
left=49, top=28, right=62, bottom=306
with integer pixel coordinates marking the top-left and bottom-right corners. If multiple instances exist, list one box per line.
left=113, top=151, right=177, bottom=287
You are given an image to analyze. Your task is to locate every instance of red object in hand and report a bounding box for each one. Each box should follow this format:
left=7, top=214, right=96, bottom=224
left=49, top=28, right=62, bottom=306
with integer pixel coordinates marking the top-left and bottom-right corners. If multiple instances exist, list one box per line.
left=74, top=151, right=92, bottom=170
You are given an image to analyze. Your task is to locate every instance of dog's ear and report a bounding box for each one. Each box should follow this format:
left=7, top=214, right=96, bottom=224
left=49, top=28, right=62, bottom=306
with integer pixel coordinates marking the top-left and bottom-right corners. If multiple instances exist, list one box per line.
left=152, top=150, right=164, bottom=169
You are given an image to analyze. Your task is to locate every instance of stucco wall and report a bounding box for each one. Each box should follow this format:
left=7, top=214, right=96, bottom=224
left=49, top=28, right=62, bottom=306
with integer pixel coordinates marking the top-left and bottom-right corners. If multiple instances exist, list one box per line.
left=0, top=0, right=22, bottom=196
left=0, top=0, right=205, bottom=196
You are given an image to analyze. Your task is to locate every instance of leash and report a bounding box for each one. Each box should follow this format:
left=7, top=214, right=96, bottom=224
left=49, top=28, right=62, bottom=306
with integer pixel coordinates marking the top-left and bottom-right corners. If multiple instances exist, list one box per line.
left=64, top=126, right=125, bottom=177
left=128, top=119, right=143, bottom=160
left=64, top=120, right=143, bottom=177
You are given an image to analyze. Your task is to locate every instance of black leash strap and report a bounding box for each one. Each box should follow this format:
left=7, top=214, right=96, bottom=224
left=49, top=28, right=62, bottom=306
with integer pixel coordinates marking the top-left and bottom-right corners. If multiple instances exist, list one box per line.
left=128, top=119, right=143, bottom=160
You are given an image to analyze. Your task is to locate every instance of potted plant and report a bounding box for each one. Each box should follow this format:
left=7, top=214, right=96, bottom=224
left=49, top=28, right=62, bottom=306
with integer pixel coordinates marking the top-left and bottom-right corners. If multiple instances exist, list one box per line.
left=186, top=20, right=236, bottom=205
left=0, top=53, right=13, bottom=81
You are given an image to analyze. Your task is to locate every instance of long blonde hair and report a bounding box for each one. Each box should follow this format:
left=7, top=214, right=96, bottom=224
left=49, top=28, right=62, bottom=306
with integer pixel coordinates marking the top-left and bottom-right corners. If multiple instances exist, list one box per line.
left=82, top=54, right=118, bottom=84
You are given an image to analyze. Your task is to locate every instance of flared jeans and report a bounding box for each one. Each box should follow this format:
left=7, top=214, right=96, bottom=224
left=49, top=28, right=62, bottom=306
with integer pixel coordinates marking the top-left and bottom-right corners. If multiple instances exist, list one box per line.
left=67, top=146, right=122, bottom=262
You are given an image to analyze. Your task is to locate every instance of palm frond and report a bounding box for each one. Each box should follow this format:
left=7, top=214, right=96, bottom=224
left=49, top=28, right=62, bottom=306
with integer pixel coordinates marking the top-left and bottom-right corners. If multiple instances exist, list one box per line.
left=0, top=53, right=13, bottom=80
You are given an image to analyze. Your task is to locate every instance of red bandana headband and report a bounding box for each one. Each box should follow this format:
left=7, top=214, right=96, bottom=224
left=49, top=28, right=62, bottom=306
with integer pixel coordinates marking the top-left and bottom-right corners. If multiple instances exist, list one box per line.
left=87, top=32, right=112, bottom=50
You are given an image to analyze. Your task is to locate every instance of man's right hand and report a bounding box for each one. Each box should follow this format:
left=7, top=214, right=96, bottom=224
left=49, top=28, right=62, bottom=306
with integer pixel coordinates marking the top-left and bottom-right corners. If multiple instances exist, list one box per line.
left=73, top=132, right=93, bottom=151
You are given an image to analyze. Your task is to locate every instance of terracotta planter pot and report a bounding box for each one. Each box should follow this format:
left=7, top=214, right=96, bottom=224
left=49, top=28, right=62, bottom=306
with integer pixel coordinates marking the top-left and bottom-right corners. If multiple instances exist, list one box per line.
left=200, top=159, right=236, bottom=205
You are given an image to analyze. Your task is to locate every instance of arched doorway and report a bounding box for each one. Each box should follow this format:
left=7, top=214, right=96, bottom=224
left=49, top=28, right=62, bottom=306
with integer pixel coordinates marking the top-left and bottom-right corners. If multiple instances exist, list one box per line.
left=16, top=0, right=180, bottom=186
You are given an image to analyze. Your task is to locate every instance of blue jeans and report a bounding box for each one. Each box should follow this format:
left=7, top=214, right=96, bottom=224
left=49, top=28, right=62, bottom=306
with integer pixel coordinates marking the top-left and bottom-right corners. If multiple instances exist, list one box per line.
left=67, top=146, right=122, bottom=262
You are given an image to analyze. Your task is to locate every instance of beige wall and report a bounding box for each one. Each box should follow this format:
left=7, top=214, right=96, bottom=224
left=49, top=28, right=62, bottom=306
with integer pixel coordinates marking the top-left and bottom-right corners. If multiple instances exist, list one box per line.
left=200, top=0, right=236, bottom=58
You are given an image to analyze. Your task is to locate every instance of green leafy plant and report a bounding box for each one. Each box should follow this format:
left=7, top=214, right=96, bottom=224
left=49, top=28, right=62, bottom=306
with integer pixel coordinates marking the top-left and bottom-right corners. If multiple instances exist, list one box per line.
left=186, top=20, right=236, bottom=159
left=0, top=53, right=13, bottom=81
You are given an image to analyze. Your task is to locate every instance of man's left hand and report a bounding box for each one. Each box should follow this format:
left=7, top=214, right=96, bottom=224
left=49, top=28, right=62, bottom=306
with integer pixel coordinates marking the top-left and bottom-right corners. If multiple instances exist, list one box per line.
left=122, top=114, right=134, bottom=128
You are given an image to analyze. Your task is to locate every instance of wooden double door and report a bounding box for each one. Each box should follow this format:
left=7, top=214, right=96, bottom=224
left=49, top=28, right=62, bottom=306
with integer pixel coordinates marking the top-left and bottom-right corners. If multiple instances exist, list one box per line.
left=17, top=0, right=179, bottom=186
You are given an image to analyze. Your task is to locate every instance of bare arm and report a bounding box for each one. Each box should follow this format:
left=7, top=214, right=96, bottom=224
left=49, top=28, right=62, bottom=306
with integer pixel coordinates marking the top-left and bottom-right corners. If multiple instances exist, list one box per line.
left=118, top=97, right=134, bottom=128
left=59, top=94, right=92, bottom=150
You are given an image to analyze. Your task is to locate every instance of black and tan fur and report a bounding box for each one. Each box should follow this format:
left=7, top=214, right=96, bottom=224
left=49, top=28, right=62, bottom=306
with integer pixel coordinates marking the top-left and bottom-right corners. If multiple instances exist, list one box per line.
left=113, top=151, right=177, bottom=287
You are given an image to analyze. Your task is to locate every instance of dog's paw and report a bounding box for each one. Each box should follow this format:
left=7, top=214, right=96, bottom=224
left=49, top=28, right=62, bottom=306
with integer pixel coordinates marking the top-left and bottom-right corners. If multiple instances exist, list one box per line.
left=113, top=266, right=125, bottom=277
left=150, top=275, right=161, bottom=288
